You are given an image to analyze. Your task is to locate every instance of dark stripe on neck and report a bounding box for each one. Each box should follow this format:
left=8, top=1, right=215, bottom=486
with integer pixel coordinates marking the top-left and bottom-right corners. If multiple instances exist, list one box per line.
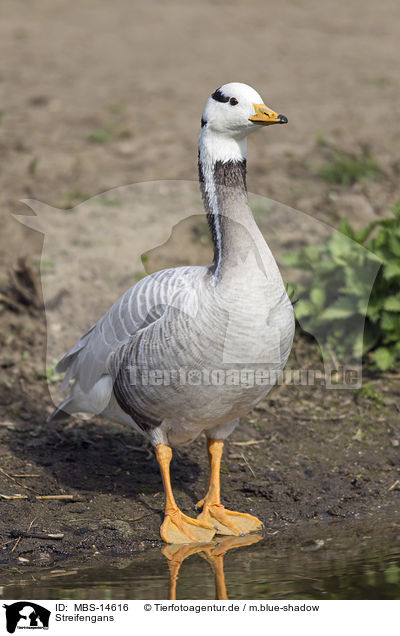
left=214, top=159, right=247, bottom=189
left=198, top=156, right=220, bottom=268
left=198, top=156, right=247, bottom=273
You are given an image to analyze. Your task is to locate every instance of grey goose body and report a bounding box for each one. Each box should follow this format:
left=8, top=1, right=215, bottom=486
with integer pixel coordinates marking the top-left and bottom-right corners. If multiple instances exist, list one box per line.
left=51, top=82, right=295, bottom=543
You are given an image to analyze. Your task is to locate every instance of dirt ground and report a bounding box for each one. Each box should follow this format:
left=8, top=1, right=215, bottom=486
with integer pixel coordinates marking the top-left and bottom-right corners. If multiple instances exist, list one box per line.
left=0, top=0, right=399, bottom=584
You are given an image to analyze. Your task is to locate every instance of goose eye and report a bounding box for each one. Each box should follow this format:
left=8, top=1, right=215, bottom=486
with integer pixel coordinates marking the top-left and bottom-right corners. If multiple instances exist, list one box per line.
left=229, top=97, right=238, bottom=106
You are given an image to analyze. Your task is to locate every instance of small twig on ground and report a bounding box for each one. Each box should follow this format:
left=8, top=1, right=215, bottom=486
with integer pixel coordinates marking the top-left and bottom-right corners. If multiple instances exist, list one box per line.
left=231, top=440, right=266, bottom=447
left=0, top=467, right=37, bottom=493
left=41, top=570, right=78, bottom=579
left=1, top=493, right=76, bottom=501
left=35, top=495, right=76, bottom=501
left=278, top=411, right=347, bottom=422
left=100, top=513, right=154, bottom=523
left=0, top=538, right=18, bottom=547
left=388, top=480, right=399, bottom=491
left=240, top=452, right=256, bottom=479
left=10, top=531, right=64, bottom=540
left=11, top=474, right=41, bottom=478
left=328, top=432, right=342, bottom=443
left=11, top=536, right=22, bottom=552
left=0, top=494, right=28, bottom=500
left=11, top=518, right=38, bottom=553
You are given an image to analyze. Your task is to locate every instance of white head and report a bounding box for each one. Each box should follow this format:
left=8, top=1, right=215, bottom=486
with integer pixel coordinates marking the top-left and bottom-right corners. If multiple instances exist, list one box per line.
left=199, top=82, right=287, bottom=163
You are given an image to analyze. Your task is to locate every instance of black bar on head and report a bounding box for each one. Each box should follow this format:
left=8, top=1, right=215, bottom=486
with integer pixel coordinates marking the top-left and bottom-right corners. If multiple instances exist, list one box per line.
left=211, top=88, right=229, bottom=103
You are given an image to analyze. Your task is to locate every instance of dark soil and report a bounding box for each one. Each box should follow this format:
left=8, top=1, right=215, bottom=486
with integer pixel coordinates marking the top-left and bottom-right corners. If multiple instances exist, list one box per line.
left=0, top=310, right=399, bottom=582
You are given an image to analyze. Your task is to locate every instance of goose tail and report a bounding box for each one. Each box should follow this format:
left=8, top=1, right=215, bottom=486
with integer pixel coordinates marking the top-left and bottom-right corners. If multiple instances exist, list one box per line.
left=46, top=395, right=72, bottom=423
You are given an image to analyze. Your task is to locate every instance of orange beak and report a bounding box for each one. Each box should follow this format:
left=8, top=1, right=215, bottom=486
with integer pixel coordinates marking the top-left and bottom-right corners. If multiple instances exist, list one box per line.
left=249, top=103, right=288, bottom=126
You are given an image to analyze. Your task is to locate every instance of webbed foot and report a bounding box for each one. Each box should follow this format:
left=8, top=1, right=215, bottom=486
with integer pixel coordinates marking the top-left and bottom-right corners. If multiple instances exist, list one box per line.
left=196, top=501, right=263, bottom=536
left=161, top=506, right=216, bottom=544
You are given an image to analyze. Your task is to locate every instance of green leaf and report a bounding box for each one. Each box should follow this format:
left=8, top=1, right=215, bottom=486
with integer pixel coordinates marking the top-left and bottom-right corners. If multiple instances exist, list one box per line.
left=384, top=261, right=400, bottom=279
left=319, top=297, right=358, bottom=321
left=285, top=282, right=296, bottom=301
left=380, top=312, right=399, bottom=332
left=328, top=234, right=354, bottom=265
left=383, top=296, right=400, bottom=312
left=282, top=250, right=304, bottom=268
left=353, top=331, right=365, bottom=358
left=284, top=209, right=400, bottom=373
left=339, top=220, right=355, bottom=239
left=362, top=323, right=380, bottom=354
left=294, top=299, right=315, bottom=320
left=392, top=199, right=400, bottom=218
left=389, top=235, right=400, bottom=257
left=310, top=287, right=326, bottom=308
left=303, top=245, right=321, bottom=263
left=373, top=347, right=396, bottom=371
left=354, top=221, right=379, bottom=244
left=367, top=302, right=382, bottom=323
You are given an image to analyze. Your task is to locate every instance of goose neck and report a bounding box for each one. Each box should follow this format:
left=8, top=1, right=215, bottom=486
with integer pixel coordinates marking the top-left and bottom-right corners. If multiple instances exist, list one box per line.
left=198, top=131, right=260, bottom=280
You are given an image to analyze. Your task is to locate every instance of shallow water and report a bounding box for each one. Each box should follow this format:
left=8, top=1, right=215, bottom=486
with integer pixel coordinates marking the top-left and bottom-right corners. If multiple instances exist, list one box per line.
left=2, top=528, right=400, bottom=600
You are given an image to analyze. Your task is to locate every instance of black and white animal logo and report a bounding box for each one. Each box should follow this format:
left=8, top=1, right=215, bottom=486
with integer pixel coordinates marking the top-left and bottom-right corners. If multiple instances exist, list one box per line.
left=3, top=602, right=50, bottom=633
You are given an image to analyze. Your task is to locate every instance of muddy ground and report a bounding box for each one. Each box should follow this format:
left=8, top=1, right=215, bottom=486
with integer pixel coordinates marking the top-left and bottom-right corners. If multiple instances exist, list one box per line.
left=0, top=0, right=400, bottom=589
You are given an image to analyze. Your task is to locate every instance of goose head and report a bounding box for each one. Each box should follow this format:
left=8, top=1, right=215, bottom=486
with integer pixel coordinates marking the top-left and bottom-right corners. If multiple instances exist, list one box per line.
left=199, top=82, right=287, bottom=162
left=201, top=82, right=287, bottom=135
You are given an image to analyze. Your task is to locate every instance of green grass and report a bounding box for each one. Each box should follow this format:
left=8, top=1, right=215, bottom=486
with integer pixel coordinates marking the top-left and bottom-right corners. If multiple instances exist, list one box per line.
left=315, top=132, right=328, bottom=147
left=318, top=152, right=381, bottom=186
left=87, top=124, right=115, bottom=144
left=28, top=156, right=39, bottom=175
left=37, top=258, right=55, bottom=272
left=372, top=76, right=390, bottom=88
left=107, top=103, right=125, bottom=114
left=133, top=271, right=146, bottom=283
left=353, top=383, right=384, bottom=405
left=98, top=197, right=123, bottom=207
left=38, top=359, right=64, bottom=384
left=67, top=190, right=90, bottom=202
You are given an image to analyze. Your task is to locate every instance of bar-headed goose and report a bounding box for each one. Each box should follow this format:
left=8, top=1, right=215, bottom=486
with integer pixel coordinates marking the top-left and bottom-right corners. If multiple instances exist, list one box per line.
left=51, top=82, right=295, bottom=544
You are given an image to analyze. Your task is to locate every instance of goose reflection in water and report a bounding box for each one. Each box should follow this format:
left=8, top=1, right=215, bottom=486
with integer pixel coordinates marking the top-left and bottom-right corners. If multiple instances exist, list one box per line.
left=162, top=534, right=263, bottom=600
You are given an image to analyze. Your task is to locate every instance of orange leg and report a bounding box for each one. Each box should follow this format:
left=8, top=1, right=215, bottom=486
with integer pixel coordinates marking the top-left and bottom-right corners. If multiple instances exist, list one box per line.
left=200, top=534, right=263, bottom=599
left=163, top=533, right=263, bottom=600
left=162, top=543, right=211, bottom=599
left=156, top=444, right=215, bottom=544
left=196, top=438, right=263, bottom=536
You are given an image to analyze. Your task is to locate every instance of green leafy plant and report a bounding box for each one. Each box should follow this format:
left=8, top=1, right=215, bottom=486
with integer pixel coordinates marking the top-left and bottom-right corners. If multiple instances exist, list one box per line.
left=284, top=201, right=400, bottom=371
left=352, top=383, right=384, bottom=405
left=317, top=151, right=381, bottom=186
